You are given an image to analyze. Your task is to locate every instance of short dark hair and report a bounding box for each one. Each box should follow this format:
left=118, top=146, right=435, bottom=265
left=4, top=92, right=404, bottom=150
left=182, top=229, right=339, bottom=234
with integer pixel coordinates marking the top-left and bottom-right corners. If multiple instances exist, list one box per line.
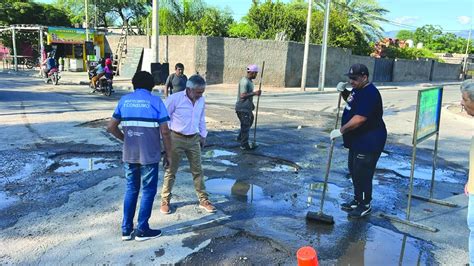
left=132, top=71, right=155, bottom=91
left=175, top=63, right=184, bottom=70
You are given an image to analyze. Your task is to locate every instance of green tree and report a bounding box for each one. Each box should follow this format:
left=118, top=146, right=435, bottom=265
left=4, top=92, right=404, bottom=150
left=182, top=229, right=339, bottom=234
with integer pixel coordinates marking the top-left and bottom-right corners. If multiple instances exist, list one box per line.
left=185, top=7, right=234, bottom=36
left=0, top=0, right=71, bottom=26
left=413, top=24, right=443, bottom=48
left=396, top=30, right=414, bottom=40
left=329, top=0, right=389, bottom=41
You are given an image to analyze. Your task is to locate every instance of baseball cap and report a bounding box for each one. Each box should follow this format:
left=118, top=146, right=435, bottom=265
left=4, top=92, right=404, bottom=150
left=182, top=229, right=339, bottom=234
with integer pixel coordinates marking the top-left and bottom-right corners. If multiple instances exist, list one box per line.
left=345, top=63, right=369, bottom=78
left=247, top=64, right=259, bottom=72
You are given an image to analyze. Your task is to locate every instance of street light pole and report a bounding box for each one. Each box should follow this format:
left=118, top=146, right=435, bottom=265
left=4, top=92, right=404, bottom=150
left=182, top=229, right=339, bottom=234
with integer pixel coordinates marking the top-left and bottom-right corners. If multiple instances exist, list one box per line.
left=12, top=26, right=18, bottom=71
left=318, top=0, right=331, bottom=91
left=462, top=26, right=472, bottom=80
left=85, top=0, right=89, bottom=41
left=300, top=0, right=312, bottom=92
left=151, top=0, right=159, bottom=63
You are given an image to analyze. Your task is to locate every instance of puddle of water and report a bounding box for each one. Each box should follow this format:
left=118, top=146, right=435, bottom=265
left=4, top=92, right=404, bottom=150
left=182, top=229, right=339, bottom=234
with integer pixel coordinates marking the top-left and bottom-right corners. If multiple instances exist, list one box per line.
left=377, top=155, right=459, bottom=183
left=206, top=178, right=265, bottom=202
left=338, top=225, right=429, bottom=265
left=203, top=149, right=237, bottom=158
left=53, top=157, right=117, bottom=173
left=217, top=159, right=238, bottom=166
left=259, top=164, right=297, bottom=173
left=306, top=182, right=349, bottom=222
left=0, top=191, right=19, bottom=210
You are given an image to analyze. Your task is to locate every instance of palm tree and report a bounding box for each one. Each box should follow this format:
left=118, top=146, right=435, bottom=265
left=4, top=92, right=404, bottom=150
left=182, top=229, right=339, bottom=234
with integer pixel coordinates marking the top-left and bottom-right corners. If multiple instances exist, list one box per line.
left=318, top=0, right=389, bottom=41
left=159, top=0, right=206, bottom=35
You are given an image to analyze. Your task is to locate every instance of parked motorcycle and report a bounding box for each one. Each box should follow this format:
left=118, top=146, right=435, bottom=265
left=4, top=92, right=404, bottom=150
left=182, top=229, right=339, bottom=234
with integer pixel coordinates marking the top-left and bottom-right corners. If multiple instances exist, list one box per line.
left=45, top=67, right=60, bottom=85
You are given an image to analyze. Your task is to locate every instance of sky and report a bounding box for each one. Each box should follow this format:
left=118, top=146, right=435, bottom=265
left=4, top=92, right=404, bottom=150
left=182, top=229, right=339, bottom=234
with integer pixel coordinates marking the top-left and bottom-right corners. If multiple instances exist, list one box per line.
left=35, top=0, right=473, bottom=33
left=205, top=0, right=473, bottom=33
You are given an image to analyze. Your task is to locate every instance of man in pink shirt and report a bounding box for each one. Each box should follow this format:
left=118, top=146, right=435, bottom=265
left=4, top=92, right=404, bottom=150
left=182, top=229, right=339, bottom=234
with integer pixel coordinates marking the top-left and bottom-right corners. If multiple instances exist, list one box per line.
left=160, top=74, right=216, bottom=214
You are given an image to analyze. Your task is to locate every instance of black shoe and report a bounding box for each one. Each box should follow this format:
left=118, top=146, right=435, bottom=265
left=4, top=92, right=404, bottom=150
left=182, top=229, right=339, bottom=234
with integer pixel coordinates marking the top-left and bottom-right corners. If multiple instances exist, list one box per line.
left=341, top=199, right=359, bottom=212
left=122, top=229, right=134, bottom=241
left=135, top=228, right=162, bottom=241
left=348, top=203, right=372, bottom=218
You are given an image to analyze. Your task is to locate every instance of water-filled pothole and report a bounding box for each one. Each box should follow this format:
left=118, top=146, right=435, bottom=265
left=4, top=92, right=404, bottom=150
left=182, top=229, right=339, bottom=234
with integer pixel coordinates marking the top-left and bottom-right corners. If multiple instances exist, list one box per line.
left=338, top=225, right=431, bottom=265
left=49, top=157, right=118, bottom=173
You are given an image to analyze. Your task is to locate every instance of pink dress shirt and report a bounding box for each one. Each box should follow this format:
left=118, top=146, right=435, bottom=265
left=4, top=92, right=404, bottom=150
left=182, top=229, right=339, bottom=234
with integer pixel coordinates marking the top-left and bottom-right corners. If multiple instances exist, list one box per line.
left=165, top=90, right=208, bottom=138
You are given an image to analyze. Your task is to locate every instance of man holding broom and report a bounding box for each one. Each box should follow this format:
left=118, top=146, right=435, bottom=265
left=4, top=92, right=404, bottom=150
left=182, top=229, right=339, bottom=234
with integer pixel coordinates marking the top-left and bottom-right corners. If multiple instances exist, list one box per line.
left=235, top=64, right=262, bottom=150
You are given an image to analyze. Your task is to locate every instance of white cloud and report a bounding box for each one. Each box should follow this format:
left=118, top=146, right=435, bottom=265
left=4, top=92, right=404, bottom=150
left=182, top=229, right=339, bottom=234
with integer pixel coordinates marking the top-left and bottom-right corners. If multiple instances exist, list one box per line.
left=394, top=16, right=420, bottom=25
left=457, top=16, right=472, bottom=25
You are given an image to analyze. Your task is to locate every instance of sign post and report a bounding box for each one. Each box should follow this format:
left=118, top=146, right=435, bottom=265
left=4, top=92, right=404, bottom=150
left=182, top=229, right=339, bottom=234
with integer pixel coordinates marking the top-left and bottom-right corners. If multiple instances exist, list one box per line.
left=381, top=87, right=454, bottom=232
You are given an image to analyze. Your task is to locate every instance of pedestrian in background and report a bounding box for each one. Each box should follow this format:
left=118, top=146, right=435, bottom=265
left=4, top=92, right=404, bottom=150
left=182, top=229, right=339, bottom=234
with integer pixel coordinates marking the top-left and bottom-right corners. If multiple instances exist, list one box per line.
left=235, top=64, right=261, bottom=150
left=165, top=63, right=187, bottom=97
left=330, top=63, right=387, bottom=218
left=107, top=71, right=172, bottom=241
left=461, top=80, right=474, bottom=265
left=160, top=74, right=216, bottom=214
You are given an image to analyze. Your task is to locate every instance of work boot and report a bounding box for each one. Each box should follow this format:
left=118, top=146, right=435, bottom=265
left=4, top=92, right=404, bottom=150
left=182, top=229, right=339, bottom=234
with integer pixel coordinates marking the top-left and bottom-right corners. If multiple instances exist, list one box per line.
left=199, top=200, right=216, bottom=213
left=348, top=203, right=372, bottom=218
left=160, top=201, right=171, bottom=214
left=341, top=199, right=359, bottom=212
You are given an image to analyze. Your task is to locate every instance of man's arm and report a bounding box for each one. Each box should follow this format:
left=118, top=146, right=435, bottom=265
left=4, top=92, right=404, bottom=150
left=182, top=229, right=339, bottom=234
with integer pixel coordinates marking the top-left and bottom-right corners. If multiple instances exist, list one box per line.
left=199, top=102, right=208, bottom=147
left=340, top=115, right=367, bottom=134
left=160, top=123, right=172, bottom=166
left=106, top=118, right=124, bottom=141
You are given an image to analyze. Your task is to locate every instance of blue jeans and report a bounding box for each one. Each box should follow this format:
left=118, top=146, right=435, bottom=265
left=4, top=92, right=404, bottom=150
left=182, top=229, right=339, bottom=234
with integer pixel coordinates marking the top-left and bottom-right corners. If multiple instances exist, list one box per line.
left=468, top=195, right=474, bottom=265
left=122, top=163, right=159, bottom=233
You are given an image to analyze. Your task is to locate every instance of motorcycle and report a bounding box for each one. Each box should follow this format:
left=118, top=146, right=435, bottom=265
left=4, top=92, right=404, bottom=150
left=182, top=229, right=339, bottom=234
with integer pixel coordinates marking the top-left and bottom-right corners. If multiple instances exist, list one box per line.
left=45, top=67, right=60, bottom=85
left=88, top=70, right=113, bottom=96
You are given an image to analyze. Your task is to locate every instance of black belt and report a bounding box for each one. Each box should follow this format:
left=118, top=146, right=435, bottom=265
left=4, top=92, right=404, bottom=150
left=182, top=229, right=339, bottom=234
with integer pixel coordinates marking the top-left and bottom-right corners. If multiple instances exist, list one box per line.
left=172, top=131, right=198, bottom=138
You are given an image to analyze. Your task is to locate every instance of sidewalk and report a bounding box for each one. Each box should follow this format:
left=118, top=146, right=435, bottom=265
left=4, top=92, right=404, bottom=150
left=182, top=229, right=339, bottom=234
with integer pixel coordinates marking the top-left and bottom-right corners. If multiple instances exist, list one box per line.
left=1, top=68, right=462, bottom=97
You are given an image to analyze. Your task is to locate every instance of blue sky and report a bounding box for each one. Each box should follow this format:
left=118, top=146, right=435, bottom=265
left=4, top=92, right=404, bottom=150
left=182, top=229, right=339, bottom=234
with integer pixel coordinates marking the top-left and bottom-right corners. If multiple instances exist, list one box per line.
left=36, top=0, right=473, bottom=32
left=205, top=0, right=473, bottom=32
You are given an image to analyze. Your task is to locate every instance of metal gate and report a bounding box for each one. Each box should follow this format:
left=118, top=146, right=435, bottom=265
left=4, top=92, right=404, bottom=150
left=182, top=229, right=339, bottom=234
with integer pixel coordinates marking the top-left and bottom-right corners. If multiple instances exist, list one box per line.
left=373, top=58, right=394, bottom=82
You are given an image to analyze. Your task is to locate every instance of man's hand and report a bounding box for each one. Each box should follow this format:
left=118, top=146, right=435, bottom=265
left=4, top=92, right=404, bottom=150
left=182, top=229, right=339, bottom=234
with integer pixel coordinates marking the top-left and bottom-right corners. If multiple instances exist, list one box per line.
left=255, top=90, right=262, bottom=96
left=336, top=82, right=348, bottom=92
left=465, top=183, right=469, bottom=196
left=330, top=129, right=343, bottom=140
left=200, top=137, right=206, bottom=148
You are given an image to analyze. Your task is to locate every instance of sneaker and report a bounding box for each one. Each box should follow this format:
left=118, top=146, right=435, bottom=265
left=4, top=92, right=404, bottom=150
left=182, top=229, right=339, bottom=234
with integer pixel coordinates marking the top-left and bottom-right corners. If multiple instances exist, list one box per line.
left=122, top=229, right=134, bottom=241
left=348, top=203, right=372, bottom=218
left=135, top=228, right=162, bottom=242
left=199, top=200, right=216, bottom=213
left=341, top=199, right=359, bottom=211
left=240, top=143, right=257, bottom=150
left=160, top=201, right=171, bottom=214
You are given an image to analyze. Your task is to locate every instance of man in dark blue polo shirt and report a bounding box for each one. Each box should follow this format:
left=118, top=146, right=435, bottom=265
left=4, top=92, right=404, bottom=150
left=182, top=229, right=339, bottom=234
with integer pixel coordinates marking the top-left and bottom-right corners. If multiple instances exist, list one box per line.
left=330, top=63, right=387, bottom=218
left=107, top=71, right=172, bottom=241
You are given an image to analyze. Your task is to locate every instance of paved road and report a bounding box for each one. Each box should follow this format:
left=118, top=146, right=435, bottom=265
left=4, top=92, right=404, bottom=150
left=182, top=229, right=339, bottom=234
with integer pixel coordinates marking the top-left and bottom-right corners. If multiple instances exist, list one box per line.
left=0, top=72, right=472, bottom=264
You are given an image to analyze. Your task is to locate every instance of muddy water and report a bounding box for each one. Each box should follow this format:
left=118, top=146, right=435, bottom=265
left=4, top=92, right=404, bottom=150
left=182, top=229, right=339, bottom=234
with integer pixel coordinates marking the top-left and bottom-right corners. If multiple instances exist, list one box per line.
left=337, top=225, right=429, bottom=265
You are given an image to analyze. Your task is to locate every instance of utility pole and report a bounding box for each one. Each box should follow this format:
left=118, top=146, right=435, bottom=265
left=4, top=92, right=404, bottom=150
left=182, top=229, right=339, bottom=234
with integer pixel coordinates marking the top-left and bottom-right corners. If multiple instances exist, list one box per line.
left=462, top=26, right=472, bottom=80
left=300, top=0, right=312, bottom=91
left=318, top=0, right=331, bottom=91
left=12, top=26, right=18, bottom=71
left=151, top=0, right=159, bottom=63
left=85, top=0, right=89, bottom=41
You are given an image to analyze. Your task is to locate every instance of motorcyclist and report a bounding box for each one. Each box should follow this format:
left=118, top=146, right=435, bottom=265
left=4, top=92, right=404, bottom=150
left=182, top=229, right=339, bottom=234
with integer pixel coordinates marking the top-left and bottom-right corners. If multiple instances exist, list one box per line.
left=90, top=58, right=105, bottom=92
left=42, top=53, right=57, bottom=82
left=104, top=58, right=113, bottom=80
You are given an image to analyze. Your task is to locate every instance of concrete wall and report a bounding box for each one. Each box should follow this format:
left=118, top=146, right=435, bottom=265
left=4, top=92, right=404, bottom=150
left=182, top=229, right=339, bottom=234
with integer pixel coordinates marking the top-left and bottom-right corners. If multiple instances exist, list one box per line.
left=431, top=61, right=462, bottom=81
left=392, top=59, right=432, bottom=82
left=285, top=42, right=352, bottom=87
left=222, top=38, right=288, bottom=86
left=349, top=55, right=376, bottom=82
left=104, top=34, right=461, bottom=86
